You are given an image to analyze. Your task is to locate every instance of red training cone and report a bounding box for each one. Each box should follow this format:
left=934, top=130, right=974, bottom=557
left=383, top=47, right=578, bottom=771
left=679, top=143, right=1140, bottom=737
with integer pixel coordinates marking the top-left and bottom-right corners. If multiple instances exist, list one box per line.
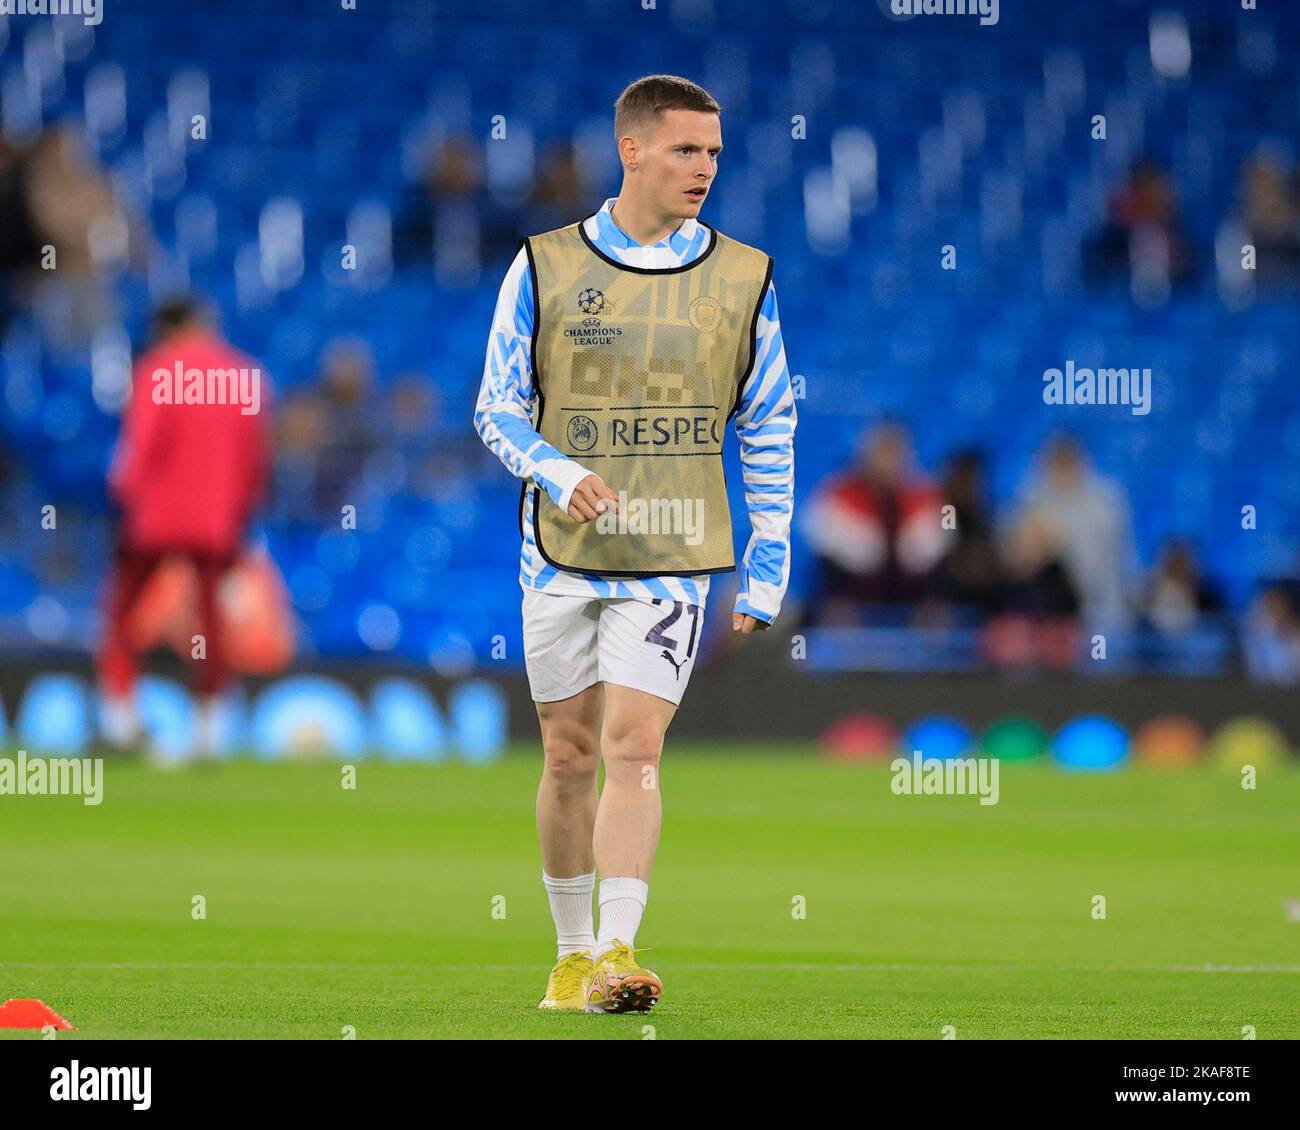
left=0, top=999, right=75, bottom=1029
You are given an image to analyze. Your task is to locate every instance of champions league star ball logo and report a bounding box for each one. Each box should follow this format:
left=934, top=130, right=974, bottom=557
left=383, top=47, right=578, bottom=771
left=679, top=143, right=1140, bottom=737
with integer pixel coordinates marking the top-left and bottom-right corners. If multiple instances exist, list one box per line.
left=565, top=290, right=622, bottom=344
left=577, top=288, right=607, bottom=316
left=567, top=414, right=598, bottom=451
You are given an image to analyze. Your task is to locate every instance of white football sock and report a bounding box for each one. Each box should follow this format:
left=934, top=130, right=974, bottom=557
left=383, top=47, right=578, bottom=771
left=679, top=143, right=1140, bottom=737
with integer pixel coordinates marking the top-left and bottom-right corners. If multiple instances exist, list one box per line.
left=542, top=870, right=596, bottom=959
left=194, top=696, right=219, bottom=760
left=101, top=694, right=139, bottom=748
left=595, top=877, right=649, bottom=958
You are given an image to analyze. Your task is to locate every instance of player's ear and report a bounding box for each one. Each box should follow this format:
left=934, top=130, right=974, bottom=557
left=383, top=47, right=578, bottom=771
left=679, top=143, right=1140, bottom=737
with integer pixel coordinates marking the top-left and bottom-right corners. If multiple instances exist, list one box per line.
left=626, top=129, right=650, bottom=165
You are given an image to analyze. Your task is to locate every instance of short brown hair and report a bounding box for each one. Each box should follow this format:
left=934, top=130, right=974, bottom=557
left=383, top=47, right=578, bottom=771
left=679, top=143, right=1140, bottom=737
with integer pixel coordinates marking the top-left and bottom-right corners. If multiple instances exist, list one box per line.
left=152, top=295, right=211, bottom=340
left=613, top=74, right=721, bottom=145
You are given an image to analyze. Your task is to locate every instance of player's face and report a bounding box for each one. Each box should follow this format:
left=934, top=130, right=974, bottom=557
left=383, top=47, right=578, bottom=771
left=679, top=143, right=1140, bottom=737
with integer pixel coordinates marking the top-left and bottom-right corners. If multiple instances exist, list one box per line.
left=644, top=109, right=722, bottom=219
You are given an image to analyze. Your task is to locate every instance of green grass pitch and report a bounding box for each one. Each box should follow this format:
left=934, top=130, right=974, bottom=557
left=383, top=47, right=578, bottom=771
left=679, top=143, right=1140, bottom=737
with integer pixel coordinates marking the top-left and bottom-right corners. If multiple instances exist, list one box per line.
left=1, top=746, right=1297, bottom=1039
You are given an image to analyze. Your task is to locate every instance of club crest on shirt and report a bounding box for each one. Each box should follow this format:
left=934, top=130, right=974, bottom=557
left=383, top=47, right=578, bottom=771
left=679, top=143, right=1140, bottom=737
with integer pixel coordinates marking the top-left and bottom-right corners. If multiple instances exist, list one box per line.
left=689, top=295, right=721, bottom=332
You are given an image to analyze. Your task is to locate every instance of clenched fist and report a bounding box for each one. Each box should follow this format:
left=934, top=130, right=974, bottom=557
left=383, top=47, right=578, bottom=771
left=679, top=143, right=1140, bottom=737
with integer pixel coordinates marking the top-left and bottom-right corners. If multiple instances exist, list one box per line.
left=567, top=473, right=619, bottom=523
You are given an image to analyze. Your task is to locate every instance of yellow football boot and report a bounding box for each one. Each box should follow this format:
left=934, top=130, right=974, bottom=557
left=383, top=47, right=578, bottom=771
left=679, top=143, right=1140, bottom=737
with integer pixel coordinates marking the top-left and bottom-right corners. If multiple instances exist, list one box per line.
left=586, top=941, right=662, bottom=1013
left=537, top=951, right=594, bottom=1010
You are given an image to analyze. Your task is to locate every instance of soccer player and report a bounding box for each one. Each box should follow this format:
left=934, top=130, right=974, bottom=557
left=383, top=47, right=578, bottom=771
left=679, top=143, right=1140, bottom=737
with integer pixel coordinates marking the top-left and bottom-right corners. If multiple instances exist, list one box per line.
left=474, top=75, right=796, bottom=1013
left=97, top=298, right=272, bottom=758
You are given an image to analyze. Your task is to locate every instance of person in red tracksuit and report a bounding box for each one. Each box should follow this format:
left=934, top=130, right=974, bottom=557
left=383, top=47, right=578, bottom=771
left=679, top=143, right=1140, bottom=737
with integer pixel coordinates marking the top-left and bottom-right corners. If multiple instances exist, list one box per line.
left=97, top=298, right=272, bottom=755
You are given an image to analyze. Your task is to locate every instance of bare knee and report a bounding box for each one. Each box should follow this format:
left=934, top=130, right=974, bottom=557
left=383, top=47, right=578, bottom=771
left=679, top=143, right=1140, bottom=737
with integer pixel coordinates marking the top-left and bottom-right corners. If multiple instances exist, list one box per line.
left=540, top=723, right=600, bottom=791
left=602, top=719, right=664, bottom=776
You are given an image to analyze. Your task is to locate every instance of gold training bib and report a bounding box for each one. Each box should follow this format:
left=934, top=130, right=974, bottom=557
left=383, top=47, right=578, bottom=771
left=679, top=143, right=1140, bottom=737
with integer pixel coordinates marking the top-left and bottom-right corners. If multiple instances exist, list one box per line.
left=522, top=220, right=773, bottom=577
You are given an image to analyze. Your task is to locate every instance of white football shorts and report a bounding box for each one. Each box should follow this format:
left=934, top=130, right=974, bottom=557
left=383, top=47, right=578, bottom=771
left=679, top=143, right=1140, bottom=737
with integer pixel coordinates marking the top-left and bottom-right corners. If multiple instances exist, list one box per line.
left=521, top=588, right=706, bottom=706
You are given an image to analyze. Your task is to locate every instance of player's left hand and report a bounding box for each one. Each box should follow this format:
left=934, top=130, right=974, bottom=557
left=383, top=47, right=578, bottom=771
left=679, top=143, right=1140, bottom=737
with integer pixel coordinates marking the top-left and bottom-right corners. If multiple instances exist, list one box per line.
left=732, top=613, right=769, bottom=633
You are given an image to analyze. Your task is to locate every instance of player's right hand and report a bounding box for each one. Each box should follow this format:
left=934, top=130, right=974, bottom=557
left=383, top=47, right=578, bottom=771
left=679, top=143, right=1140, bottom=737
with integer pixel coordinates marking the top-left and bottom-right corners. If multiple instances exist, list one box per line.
left=568, top=473, right=619, bottom=523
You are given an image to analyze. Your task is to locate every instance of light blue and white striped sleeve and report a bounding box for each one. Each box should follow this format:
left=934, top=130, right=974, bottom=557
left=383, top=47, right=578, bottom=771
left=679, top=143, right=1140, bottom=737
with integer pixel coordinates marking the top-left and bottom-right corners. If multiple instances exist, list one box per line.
left=731, top=279, right=797, bottom=626
left=473, top=247, right=594, bottom=513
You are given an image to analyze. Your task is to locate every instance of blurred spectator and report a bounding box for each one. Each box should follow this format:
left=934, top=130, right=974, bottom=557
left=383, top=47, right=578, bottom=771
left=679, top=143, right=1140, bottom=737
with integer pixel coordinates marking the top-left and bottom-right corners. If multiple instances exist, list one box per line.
left=389, top=370, right=457, bottom=495
left=1085, top=157, right=1195, bottom=293
left=316, top=336, right=379, bottom=489
left=395, top=135, right=519, bottom=278
left=1237, top=151, right=1300, bottom=288
left=0, top=128, right=149, bottom=345
left=998, top=512, right=1080, bottom=617
left=0, top=138, right=43, bottom=336
left=1013, top=435, right=1137, bottom=628
left=389, top=370, right=441, bottom=459
left=278, top=338, right=447, bottom=525
left=522, top=141, right=593, bottom=235
left=1144, top=539, right=1222, bottom=634
left=1242, top=585, right=1300, bottom=685
left=276, top=389, right=329, bottom=523
left=800, top=421, right=950, bottom=625
left=929, top=450, right=1000, bottom=614
left=397, top=135, right=477, bottom=270
left=984, top=511, right=1080, bottom=670
left=97, top=298, right=273, bottom=755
